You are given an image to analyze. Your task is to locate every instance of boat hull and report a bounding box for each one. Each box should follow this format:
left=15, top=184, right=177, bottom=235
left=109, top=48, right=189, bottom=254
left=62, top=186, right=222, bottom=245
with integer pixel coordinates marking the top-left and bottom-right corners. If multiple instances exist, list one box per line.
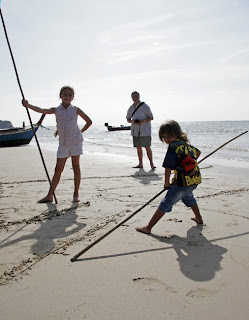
left=107, top=126, right=131, bottom=131
left=0, top=126, right=39, bottom=148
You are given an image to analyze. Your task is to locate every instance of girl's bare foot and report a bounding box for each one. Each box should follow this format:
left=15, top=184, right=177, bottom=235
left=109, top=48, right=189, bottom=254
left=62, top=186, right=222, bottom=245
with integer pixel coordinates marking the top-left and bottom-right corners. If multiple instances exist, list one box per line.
left=191, top=217, right=203, bottom=225
left=73, top=194, right=80, bottom=203
left=136, top=226, right=151, bottom=234
left=37, top=196, right=53, bottom=203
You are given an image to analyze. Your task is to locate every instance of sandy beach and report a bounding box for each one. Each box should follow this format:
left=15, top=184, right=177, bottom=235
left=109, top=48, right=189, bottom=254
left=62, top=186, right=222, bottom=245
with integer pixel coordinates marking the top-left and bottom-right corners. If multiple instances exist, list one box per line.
left=1, top=145, right=249, bottom=320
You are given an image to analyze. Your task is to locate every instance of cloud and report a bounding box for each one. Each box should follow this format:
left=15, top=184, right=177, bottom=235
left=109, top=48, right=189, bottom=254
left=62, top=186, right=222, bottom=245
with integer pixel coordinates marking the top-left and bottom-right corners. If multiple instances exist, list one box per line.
left=100, top=40, right=216, bottom=64
left=220, top=48, right=249, bottom=64
left=98, top=13, right=175, bottom=45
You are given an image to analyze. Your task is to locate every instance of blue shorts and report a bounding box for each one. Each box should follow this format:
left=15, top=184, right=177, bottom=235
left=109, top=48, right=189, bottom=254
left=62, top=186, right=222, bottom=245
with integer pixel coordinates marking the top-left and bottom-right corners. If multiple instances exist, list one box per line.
left=158, top=185, right=197, bottom=213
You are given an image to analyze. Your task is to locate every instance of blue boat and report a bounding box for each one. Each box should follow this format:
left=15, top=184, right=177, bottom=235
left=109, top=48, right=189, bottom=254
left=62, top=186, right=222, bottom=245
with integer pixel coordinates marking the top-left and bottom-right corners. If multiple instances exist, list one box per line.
left=0, top=114, right=45, bottom=148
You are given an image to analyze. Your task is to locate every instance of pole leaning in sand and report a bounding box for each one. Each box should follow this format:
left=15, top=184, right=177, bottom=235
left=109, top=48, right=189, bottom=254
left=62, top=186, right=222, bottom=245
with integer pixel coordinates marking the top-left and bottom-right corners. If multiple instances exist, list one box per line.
left=0, top=9, right=57, bottom=204
left=70, top=132, right=248, bottom=262
left=70, top=130, right=248, bottom=262
left=71, top=187, right=168, bottom=262
left=71, top=131, right=248, bottom=262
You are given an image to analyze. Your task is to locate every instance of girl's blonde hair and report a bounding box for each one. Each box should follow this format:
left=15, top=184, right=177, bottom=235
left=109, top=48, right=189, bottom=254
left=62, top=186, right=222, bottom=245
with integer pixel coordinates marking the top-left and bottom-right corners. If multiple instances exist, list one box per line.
left=159, top=120, right=189, bottom=143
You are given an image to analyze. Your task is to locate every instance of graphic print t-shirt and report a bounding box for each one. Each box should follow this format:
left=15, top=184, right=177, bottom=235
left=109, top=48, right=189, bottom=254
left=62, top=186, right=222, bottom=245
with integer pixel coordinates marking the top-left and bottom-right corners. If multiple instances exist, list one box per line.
left=162, top=140, right=201, bottom=187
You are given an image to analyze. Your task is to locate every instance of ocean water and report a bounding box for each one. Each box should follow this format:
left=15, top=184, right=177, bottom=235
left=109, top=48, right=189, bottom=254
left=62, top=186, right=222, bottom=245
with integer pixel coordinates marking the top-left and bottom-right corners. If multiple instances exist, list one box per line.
left=31, top=121, right=249, bottom=169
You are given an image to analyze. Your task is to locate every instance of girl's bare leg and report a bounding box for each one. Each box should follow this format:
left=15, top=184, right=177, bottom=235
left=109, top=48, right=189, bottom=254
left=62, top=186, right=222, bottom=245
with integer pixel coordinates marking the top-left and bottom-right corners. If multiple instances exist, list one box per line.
left=71, top=155, right=81, bottom=202
left=38, top=157, right=67, bottom=203
left=136, top=208, right=165, bottom=234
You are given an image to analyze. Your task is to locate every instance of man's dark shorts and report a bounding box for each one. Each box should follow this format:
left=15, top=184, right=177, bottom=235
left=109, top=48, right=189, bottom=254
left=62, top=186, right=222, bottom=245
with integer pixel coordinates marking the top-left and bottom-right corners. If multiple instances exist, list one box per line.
left=133, top=136, right=151, bottom=147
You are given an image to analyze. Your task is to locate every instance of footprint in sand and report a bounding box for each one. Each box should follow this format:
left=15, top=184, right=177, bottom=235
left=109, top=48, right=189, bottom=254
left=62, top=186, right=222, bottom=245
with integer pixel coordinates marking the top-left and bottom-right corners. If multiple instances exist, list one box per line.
left=186, top=288, right=218, bottom=298
left=133, top=277, right=176, bottom=293
left=186, top=283, right=228, bottom=298
left=226, top=219, right=239, bottom=227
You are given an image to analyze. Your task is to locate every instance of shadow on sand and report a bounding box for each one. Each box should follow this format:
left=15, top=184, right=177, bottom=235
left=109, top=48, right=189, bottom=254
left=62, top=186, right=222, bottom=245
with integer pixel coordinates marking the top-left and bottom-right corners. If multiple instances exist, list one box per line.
left=0, top=202, right=86, bottom=255
left=131, top=168, right=162, bottom=185
left=151, top=225, right=228, bottom=281
left=75, top=225, right=242, bottom=282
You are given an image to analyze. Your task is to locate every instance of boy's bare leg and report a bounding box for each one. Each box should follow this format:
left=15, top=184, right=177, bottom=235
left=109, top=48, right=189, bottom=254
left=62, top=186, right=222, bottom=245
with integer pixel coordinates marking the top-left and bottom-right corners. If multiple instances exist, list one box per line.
left=145, top=146, right=156, bottom=169
left=38, top=157, right=67, bottom=203
left=191, top=204, right=203, bottom=224
left=133, top=146, right=143, bottom=168
left=136, top=208, right=165, bottom=234
left=72, top=155, right=81, bottom=202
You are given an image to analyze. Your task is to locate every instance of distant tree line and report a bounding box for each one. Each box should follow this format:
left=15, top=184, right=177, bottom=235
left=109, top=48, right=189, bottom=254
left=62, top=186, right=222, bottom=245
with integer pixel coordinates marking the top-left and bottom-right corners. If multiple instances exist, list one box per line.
left=0, top=120, right=13, bottom=129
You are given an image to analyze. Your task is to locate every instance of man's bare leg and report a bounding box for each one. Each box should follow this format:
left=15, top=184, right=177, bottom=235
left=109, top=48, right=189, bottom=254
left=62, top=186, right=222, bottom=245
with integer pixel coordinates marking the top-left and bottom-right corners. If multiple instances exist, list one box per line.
left=133, top=146, right=143, bottom=168
left=145, top=146, right=156, bottom=169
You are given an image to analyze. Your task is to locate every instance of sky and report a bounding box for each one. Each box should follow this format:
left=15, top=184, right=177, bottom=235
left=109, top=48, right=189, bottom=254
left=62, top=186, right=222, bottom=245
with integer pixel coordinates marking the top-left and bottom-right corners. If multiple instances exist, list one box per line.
left=0, top=0, right=249, bottom=126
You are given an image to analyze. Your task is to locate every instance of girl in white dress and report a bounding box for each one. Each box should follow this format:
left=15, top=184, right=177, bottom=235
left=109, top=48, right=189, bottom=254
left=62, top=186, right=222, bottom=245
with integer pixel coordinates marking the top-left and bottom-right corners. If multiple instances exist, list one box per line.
left=22, top=86, right=92, bottom=203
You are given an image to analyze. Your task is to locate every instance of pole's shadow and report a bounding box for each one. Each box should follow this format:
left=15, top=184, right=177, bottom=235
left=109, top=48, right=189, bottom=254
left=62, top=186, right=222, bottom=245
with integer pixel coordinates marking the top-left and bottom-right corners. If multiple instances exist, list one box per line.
left=76, top=225, right=228, bottom=282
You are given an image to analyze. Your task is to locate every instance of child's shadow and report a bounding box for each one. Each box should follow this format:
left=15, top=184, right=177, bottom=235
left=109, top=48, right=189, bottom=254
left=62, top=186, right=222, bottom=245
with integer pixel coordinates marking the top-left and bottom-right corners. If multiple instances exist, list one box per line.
left=152, top=225, right=227, bottom=282
left=0, top=203, right=86, bottom=255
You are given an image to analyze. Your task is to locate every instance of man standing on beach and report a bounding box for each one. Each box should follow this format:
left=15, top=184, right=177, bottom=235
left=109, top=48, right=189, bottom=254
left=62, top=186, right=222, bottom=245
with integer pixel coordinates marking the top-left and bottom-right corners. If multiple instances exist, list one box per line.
left=126, top=91, right=156, bottom=169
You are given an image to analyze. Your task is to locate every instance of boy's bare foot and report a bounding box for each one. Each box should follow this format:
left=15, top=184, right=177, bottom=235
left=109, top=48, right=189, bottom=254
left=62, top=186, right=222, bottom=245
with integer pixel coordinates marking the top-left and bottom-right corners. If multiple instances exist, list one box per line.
left=73, top=194, right=80, bottom=203
left=133, top=165, right=143, bottom=168
left=37, top=196, right=53, bottom=203
left=191, top=217, right=203, bottom=225
left=136, top=226, right=151, bottom=234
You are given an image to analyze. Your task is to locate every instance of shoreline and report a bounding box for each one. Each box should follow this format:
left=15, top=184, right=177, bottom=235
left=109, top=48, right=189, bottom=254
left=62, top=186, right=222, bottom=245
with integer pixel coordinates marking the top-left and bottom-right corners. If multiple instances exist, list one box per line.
left=30, top=120, right=249, bottom=166
left=1, top=145, right=249, bottom=319
left=28, top=138, right=249, bottom=170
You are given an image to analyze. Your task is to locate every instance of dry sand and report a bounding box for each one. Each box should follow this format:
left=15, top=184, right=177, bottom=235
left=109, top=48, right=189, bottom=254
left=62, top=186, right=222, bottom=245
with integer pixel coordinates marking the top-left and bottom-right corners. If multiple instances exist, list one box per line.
left=0, top=145, right=249, bottom=320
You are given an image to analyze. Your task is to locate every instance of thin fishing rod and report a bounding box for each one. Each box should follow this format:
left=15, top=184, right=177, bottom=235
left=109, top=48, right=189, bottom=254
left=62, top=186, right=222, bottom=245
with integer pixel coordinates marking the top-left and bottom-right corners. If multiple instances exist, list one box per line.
left=70, top=130, right=248, bottom=262
left=0, top=8, right=57, bottom=204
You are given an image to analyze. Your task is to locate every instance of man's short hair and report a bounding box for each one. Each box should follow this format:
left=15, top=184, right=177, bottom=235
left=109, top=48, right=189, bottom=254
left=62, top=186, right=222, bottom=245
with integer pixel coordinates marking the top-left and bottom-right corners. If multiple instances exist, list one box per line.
left=131, top=91, right=140, bottom=96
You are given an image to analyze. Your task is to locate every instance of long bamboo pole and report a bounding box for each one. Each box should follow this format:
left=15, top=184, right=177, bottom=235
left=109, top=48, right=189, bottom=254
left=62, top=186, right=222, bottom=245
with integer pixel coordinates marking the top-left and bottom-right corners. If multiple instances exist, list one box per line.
left=0, top=8, right=57, bottom=204
left=197, top=130, right=248, bottom=164
left=70, top=130, right=248, bottom=262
